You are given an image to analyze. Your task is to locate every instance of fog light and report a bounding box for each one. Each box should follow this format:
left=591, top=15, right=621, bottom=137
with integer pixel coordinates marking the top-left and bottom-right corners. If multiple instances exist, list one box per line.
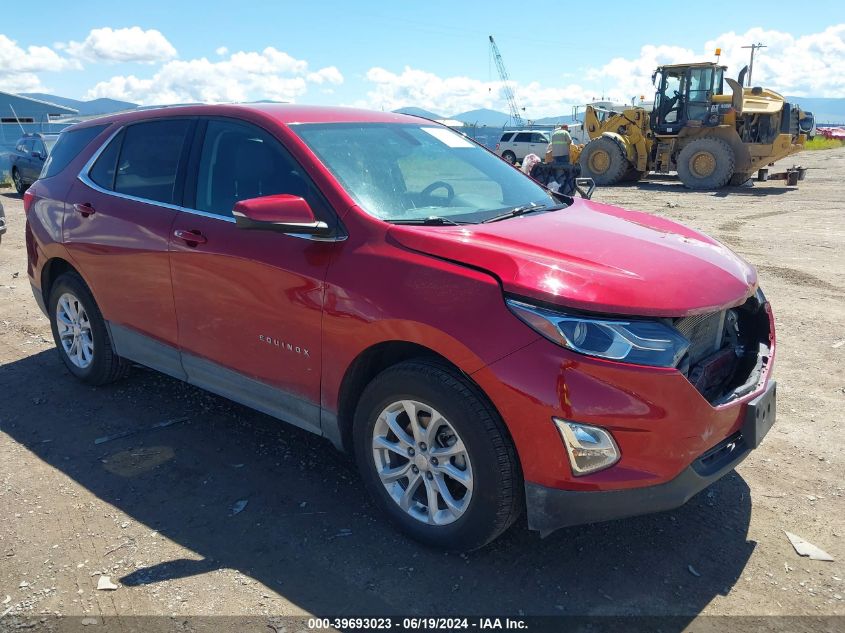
left=553, top=419, right=620, bottom=476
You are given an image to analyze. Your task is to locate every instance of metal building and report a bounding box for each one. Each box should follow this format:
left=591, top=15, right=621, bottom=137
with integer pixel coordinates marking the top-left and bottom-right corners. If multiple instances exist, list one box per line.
left=1, top=91, right=78, bottom=179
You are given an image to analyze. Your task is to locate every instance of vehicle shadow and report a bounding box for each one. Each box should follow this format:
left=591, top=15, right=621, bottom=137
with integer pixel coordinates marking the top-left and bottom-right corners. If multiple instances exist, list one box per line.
left=1, top=350, right=756, bottom=622
left=621, top=180, right=794, bottom=197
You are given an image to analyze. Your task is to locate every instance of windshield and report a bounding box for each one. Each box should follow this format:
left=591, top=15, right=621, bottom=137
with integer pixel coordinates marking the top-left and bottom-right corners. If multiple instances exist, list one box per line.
left=293, top=123, right=557, bottom=223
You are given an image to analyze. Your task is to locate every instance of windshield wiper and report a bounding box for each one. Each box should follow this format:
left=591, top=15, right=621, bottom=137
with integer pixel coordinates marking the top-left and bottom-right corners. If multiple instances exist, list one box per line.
left=482, top=202, right=560, bottom=223
left=387, top=216, right=468, bottom=226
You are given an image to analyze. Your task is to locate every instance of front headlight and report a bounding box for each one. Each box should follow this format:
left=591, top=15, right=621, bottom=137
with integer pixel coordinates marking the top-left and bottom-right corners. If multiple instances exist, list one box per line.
left=506, top=298, right=690, bottom=368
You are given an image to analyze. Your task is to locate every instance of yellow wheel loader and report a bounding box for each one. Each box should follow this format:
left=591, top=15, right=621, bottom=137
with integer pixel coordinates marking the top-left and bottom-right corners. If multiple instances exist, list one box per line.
left=578, top=63, right=815, bottom=189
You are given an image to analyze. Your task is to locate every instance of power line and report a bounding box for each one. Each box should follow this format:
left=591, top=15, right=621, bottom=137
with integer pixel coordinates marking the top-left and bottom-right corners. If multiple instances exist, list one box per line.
left=741, top=42, right=767, bottom=86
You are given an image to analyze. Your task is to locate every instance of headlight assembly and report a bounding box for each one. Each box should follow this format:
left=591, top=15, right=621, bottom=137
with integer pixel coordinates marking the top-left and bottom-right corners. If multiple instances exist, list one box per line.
left=506, top=298, right=690, bottom=368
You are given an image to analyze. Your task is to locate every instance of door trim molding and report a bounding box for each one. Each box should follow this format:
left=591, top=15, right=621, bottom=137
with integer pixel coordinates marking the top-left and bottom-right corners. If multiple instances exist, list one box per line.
left=107, top=322, right=323, bottom=437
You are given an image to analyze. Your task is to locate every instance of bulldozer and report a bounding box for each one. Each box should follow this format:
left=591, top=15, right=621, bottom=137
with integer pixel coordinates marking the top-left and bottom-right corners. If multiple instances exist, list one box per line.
left=578, top=62, right=815, bottom=188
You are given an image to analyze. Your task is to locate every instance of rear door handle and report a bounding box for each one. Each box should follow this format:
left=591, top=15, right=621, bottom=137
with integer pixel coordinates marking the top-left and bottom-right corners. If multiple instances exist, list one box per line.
left=73, top=203, right=96, bottom=217
left=173, top=229, right=207, bottom=245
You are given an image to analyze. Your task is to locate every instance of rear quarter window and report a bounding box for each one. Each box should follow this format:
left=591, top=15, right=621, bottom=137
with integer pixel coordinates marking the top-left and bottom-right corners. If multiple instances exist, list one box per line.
left=42, top=125, right=109, bottom=179
left=499, top=132, right=514, bottom=142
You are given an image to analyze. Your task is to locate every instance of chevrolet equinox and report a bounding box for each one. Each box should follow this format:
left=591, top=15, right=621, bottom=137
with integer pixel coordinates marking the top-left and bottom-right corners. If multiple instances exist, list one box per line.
left=24, top=105, right=776, bottom=550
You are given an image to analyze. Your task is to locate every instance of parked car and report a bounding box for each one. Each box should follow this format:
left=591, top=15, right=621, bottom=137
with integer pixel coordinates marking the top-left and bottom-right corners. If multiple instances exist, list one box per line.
left=25, top=105, right=776, bottom=551
left=495, top=130, right=549, bottom=164
left=0, top=198, right=5, bottom=244
left=10, top=133, right=58, bottom=194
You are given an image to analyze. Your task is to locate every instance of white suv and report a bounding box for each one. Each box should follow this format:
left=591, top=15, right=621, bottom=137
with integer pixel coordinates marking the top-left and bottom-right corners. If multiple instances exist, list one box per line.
left=495, top=130, right=549, bottom=164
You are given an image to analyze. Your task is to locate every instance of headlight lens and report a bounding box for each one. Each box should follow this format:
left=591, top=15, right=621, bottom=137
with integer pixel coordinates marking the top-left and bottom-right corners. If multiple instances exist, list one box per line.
left=506, top=298, right=690, bottom=367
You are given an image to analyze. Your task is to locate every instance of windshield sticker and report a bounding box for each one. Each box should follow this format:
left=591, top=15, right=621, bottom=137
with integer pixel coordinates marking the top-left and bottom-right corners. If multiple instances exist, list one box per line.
left=421, top=127, right=474, bottom=148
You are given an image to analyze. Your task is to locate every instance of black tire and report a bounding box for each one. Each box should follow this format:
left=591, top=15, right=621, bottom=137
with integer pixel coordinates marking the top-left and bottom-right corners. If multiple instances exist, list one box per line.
left=729, top=171, right=752, bottom=186
left=621, top=166, right=644, bottom=182
left=677, top=137, right=735, bottom=189
left=48, top=272, right=129, bottom=385
left=12, top=168, right=27, bottom=195
left=578, top=136, right=629, bottom=185
left=353, top=359, right=522, bottom=551
left=502, top=150, right=516, bottom=165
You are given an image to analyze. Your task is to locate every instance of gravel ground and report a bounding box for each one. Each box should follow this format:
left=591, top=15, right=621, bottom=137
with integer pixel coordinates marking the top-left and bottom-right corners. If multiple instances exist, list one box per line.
left=0, top=149, right=843, bottom=628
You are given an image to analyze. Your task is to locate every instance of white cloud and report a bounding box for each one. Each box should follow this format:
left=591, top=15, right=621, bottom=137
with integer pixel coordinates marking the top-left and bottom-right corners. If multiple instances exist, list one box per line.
left=704, top=25, right=845, bottom=97
left=85, top=47, right=339, bottom=105
left=215, top=46, right=228, bottom=56
left=307, top=66, right=344, bottom=85
left=359, top=65, right=591, bottom=119
left=362, top=24, right=845, bottom=117
left=61, top=27, right=177, bottom=64
left=589, top=25, right=845, bottom=100
left=0, top=33, right=79, bottom=93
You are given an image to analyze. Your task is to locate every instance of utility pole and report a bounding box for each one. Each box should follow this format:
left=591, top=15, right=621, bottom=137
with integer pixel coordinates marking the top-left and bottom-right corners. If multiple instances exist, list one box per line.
left=741, top=42, right=767, bottom=86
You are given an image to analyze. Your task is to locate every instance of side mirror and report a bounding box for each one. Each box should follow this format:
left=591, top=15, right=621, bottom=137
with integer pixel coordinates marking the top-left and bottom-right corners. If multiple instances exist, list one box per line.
left=233, top=194, right=330, bottom=235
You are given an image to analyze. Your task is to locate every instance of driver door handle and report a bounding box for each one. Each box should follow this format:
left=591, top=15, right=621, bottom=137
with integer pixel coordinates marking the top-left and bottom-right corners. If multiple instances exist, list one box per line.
left=173, top=229, right=207, bottom=245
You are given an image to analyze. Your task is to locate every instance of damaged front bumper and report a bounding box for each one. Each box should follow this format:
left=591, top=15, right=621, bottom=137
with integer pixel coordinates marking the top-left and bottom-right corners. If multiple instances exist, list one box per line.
left=526, top=380, right=776, bottom=536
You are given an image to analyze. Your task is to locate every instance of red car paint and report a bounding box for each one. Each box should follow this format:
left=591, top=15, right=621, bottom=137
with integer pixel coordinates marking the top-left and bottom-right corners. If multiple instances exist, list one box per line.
left=25, top=104, right=775, bottom=531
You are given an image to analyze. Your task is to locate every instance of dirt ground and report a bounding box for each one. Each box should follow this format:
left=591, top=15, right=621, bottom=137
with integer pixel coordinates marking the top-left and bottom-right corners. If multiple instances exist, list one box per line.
left=0, top=149, right=843, bottom=628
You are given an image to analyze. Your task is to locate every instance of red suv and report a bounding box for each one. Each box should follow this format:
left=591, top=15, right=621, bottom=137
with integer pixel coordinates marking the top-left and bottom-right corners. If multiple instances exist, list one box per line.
left=24, top=105, right=776, bottom=550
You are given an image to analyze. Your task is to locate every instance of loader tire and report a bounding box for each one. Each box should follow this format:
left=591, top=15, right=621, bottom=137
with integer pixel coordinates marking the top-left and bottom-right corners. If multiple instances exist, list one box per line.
left=729, top=172, right=752, bottom=186
left=622, top=166, right=644, bottom=182
left=677, top=138, right=735, bottom=189
left=579, top=137, right=629, bottom=185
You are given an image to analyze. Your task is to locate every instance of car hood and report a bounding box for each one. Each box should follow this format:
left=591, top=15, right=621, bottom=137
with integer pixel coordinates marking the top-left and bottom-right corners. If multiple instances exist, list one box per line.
left=387, top=198, right=757, bottom=317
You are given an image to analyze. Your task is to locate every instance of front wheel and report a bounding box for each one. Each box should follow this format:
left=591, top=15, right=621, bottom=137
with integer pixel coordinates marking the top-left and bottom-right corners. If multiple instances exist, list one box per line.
left=48, top=272, right=129, bottom=385
left=579, top=136, right=629, bottom=185
left=353, top=360, right=522, bottom=551
left=12, top=168, right=27, bottom=195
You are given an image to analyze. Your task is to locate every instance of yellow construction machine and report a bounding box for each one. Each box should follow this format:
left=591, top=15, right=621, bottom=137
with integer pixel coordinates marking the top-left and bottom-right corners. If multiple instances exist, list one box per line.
left=578, top=62, right=815, bottom=188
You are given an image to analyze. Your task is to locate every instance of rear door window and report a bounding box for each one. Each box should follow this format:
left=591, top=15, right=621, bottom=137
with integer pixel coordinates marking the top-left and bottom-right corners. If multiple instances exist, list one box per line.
left=42, top=124, right=108, bottom=178
left=514, top=132, right=532, bottom=143
left=114, top=119, right=192, bottom=205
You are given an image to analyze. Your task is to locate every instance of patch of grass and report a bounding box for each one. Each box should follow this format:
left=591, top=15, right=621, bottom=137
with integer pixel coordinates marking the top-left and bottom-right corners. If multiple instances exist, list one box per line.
left=804, top=137, right=845, bottom=151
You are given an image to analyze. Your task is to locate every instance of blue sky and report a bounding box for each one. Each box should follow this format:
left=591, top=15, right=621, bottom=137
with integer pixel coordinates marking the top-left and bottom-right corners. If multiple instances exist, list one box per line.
left=3, top=0, right=844, bottom=116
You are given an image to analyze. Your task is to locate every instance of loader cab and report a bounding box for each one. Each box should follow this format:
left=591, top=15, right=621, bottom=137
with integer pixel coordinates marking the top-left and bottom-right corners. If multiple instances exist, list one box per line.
left=650, top=63, right=726, bottom=135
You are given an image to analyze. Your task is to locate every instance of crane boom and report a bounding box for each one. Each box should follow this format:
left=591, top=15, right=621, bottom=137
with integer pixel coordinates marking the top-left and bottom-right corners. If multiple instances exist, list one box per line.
left=488, top=35, right=524, bottom=126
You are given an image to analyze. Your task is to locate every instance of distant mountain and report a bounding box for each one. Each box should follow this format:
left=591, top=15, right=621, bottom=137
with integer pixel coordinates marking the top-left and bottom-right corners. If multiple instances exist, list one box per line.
left=532, top=114, right=580, bottom=125
left=450, top=108, right=513, bottom=127
left=785, top=97, right=845, bottom=124
left=21, top=93, right=138, bottom=116
left=393, top=107, right=443, bottom=119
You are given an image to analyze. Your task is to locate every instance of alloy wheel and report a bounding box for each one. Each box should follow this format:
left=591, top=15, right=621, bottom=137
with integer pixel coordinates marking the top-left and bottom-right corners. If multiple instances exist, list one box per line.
left=56, top=292, right=95, bottom=369
left=372, top=399, right=473, bottom=525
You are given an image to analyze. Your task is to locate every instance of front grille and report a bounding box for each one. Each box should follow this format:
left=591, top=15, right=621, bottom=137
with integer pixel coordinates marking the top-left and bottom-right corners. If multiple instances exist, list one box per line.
left=675, top=311, right=725, bottom=365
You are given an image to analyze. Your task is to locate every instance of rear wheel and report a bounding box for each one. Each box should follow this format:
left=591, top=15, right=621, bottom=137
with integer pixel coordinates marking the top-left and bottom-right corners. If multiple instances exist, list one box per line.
left=579, top=136, right=629, bottom=185
left=677, top=138, right=735, bottom=189
left=353, top=360, right=522, bottom=551
left=502, top=150, right=516, bottom=165
left=48, top=272, right=129, bottom=385
left=729, top=171, right=752, bottom=186
left=12, top=168, right=26, bottom=195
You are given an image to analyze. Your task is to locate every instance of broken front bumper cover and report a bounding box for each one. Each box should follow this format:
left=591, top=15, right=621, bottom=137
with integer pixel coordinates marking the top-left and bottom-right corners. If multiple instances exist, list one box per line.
left=526, top=382, right=776, bottom=537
